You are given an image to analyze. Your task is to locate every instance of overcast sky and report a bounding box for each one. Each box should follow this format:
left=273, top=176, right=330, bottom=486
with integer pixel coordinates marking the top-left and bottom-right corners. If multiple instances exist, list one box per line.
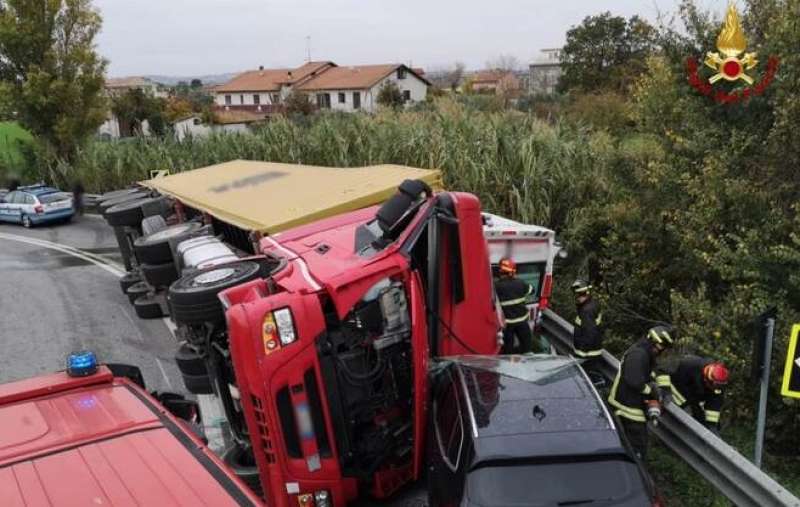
left=94, top=0, right=734, bottom=77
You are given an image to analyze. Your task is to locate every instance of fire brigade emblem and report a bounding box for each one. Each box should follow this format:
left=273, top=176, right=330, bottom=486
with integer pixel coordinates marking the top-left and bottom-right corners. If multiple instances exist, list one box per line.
left=704, top=4, right=757, bottom=84
left=686, top=3, right=778, bottom=104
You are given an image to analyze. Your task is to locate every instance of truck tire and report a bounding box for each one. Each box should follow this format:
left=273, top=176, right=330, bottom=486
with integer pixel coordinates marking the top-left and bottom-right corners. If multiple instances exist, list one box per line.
left=222, top=444, right=263, bottom=497
left=168, top=262, right=261, bottom=326
left=134, top=295, right=163, bottom=319
left=119, top=271, right=142, bottom=294
left=181, top=372, right=214, bottom=395
left=99, top=191, right=149, bottom=215
left=175, top=342, right=208, bottom=376
left=141, top=261, right=179, bottom=288
left=141, top=215, right=167, bottom=236
left=133, top=222, right=202, bottom=264
left=126, top=281, right=150, bottom=304
left=106, top=197, right=162, bottom=227
left=100, top=188, right=141, bottom=201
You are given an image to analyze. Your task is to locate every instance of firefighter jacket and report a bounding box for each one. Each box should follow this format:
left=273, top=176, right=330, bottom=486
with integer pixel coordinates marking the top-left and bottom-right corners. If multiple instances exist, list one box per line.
left=573, top=297, right=604, bottom=357
left=495, top=276, right=532, bottom=325
left=608, top=338, right=671, bottom=422
left=666, top=356, right=724, bottom=428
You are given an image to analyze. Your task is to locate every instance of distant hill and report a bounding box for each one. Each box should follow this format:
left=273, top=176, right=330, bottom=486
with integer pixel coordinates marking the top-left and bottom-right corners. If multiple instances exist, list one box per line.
left=145, top=73, right=238, bottom=87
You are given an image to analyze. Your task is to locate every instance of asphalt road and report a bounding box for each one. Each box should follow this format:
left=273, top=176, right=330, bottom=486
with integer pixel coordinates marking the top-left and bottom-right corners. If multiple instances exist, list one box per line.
left=0, top=215, right=184, bottom=393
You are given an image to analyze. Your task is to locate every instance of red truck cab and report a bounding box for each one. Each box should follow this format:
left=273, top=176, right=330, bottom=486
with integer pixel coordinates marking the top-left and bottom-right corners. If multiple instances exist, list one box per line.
left=0, top=363, right=262, bottom=507
left=218, top=183, right=500, bottom=506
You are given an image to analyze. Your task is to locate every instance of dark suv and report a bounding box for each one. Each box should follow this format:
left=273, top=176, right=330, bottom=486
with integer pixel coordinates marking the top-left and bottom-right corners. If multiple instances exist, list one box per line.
left=427, top=355, right=662, bottom=507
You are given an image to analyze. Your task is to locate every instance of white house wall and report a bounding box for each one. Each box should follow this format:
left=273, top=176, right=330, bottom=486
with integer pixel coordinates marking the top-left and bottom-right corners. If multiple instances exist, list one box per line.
left=214, top=92, right=279, bottom=107
left=365, top=72, right=428, bottom=112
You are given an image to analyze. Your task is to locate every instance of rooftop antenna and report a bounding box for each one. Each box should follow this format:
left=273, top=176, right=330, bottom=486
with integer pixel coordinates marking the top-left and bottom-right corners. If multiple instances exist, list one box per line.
left=306, top=36, right=311, bottom=62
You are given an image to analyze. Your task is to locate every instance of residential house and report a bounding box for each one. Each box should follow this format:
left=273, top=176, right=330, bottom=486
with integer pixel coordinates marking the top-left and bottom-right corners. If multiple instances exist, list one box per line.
left=99, top=76, right=166, bottom=139
left=213, top=61, right=429, bottom=115
left=529, top=48, right=563, bottom=95
left=296, top=64, right=429, bottom=113
left=470, top=70, right=521, bottom=95
left=173, top=110, right=265, bottom=142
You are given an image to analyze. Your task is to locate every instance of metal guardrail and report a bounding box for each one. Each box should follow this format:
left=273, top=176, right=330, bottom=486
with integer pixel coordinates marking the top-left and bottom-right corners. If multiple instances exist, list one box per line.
left=540, top=308, right=800, bottom=507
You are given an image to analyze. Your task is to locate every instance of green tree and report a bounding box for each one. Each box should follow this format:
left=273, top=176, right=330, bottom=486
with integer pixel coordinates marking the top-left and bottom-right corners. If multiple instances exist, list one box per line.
left=559, top=12, right=658, bottom=93
left=377, top=81, right=405, bottom=110
left=284, top=90, right=313, bottom=116
left=111, top=88, right=167, bottom=136
left=0, top=0, right=107, bottom=173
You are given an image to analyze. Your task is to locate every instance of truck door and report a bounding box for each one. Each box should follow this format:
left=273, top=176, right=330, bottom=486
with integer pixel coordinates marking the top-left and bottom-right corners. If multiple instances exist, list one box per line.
left=431, top=193, right=500, bottom=357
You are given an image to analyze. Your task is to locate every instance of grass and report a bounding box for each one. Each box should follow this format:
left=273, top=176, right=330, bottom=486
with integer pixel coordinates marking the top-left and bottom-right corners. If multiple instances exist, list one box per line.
left=0, top=121, right=32, bottom=170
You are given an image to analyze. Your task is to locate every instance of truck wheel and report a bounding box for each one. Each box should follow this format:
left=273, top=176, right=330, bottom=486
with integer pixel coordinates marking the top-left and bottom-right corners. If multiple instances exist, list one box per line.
left=106, top=197, right=161, bottom=227
left=168, top=262, right=261, bottom=326
left=175, top=342, right=208, bottom=376
left=134, top=295, right=163, bottom=319
left=222, top=444, right=263, bottom=497
left=126, top=281, right=150, bottom=304
left=141, top=261, right=179, bottom=288
left=133, top=222, right=202, bottom=264
left=181, top=372, right=214, bottom=394
left=141, top=215, right=167, bottom=236
left=100, top=188, right=141, bottom=201
left=99, top=191, right=149, bottom=215
left=119, top=271, right=142, bottom=294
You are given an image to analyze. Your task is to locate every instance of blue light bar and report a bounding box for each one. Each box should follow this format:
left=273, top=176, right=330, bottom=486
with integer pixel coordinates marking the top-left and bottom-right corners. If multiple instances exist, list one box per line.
left=67, top=351, right=98, bottom=377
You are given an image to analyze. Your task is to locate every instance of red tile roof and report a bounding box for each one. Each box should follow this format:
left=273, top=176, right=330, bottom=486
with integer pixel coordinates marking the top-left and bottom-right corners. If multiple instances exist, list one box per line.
left=297, top=64, right=430, bottom=91
left=214, top=62, right=334, bottom=93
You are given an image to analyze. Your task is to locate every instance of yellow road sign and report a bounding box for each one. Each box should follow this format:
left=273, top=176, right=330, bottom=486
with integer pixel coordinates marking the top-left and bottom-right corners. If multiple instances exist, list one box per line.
left=781, top=324, right=800, bottom=399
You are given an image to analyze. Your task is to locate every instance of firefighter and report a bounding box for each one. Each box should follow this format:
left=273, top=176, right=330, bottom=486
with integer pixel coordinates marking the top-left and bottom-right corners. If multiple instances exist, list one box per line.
left=608, top=324, right=675, bottom=460
left=665, top=356, right=728, bottom=435
left=572, top=279, right=605, bottom=377
left=495, top=258, right=533, bottom=354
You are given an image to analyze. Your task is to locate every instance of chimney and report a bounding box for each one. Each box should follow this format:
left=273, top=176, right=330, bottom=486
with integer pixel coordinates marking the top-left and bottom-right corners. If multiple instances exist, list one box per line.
left=259, top=65, right=264, bottom=70
left=288, top=71, right=293, bottom=78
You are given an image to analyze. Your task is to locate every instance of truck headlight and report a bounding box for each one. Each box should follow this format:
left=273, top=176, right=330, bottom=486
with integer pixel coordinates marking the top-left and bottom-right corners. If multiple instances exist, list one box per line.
left=273, top=308, right=296, bottom=345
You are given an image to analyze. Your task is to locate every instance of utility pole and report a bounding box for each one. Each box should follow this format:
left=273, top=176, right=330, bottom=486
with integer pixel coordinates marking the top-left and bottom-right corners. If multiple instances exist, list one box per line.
left=753, top=307, right=777, bottom=468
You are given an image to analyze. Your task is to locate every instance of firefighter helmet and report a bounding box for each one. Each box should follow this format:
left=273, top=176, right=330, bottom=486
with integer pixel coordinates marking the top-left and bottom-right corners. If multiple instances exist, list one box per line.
left=571, top=279, right=592, bottom=294
left=647, top=324, right=676, bottom=347
left=498, top=258, right=516, bottom=275
left=703, top=362, right=729, bottom=388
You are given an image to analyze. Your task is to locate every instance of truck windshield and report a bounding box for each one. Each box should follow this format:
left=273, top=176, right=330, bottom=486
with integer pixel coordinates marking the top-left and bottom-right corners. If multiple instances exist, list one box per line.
left=465, top=459, right=650, bottom=506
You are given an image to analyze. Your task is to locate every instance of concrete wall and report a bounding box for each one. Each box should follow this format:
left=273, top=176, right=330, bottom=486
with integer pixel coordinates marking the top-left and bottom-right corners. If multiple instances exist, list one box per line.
left=215, top=91, right=280, bottom=107
left=173, top=117, right=251, bottom=141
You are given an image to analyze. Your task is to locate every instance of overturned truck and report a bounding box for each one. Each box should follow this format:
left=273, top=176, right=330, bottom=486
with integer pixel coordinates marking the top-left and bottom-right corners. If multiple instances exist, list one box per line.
left=115, top=161, right=560, bottom=505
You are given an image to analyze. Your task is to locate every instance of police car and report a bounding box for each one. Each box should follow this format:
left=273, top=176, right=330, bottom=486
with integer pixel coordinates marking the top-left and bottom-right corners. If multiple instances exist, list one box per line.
left=0, top=184, right=74, bottom=227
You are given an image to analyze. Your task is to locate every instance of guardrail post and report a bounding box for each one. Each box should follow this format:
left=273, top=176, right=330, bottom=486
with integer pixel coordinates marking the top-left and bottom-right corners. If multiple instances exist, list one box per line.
left=754, top=316, right=775, bottom=468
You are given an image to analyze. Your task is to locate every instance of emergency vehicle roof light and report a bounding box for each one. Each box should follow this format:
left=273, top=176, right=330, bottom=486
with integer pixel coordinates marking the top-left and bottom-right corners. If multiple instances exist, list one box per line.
left=67, top=351, right=98, bottom=377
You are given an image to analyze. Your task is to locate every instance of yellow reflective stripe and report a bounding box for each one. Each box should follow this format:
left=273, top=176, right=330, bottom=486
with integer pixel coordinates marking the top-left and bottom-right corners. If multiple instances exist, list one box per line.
left=705, top=410, right=721, bottom=423
left=608, top=370, right=647, bottom=422
left=641, top=383, right=652, bottom=395
left=614, top=408, right=646, bottom=422
left=596, top=313, right=603, bottom=325
left=500, top=297, right=527, bottom=306
left=648, top=329, right=662, bottom=343
left=671, top=386, right=687, bottom=405
left=656, top=375, right=671, bottom=387
left=575, top=316, right=582, bottom=326
left=526, top=285, right=533, bottom=296
left=574, top=348, right=603, bottom=357
left=505, top=314, right=529, bottom=324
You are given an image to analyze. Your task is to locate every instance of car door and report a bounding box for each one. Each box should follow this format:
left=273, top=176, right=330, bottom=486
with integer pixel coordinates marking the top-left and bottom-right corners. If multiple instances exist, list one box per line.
left=428, top=364, right=468, bottom=507
left=0, top=191, right=19, bottom=222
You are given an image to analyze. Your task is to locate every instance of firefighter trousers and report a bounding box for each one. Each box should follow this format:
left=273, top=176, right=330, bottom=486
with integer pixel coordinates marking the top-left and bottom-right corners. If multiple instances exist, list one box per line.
left=621, top=418, right=649, bottom=461
left=502, top=321, right=533, bottom=354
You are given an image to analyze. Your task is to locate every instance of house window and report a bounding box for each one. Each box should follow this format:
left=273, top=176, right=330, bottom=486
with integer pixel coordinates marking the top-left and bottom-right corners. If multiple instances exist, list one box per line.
left=239, top=94, right=245, bottom=105
left=225, top=95, right=232, bottom=105
left=397, top=67, right=407, bottom=79
left=271, top=93, right=280, bottom=104
left=253, top=94, right=260, bottom=105
left=338, top=92, right=346, bottom=104
left=403, top=90, right=411, bottom=102
left=353, top=92, right=361, bottom=109
left=316, top=93, right=331, bottom=109
left=192, top=118, right=201, bottom=125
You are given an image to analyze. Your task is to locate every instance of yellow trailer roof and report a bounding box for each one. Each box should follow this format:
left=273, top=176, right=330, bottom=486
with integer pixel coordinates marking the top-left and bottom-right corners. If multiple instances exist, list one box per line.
left=141, top=160, right=442, bottom=234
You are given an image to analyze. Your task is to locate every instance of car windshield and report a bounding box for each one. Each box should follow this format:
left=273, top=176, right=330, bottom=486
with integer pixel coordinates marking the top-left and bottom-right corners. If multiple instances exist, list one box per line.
left=466, top=459, right=650, bottom=507
left=444, top=355, right=582, bottom=385
left=37, top=192, right=68, bottom=204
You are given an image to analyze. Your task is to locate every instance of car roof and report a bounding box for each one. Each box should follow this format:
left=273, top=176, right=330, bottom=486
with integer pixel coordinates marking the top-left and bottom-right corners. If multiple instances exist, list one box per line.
left=0, top=368, right=259, bottom=506
left=449, top=355, right=627, bottom=462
